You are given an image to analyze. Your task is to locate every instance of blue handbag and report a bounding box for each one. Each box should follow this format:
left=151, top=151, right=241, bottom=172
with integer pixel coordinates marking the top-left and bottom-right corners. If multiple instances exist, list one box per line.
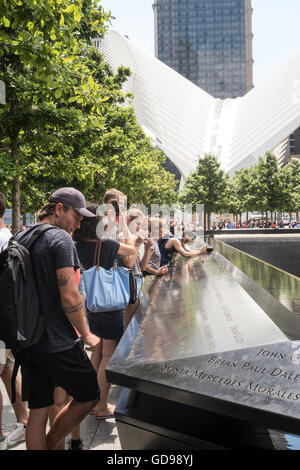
left=82, top=240, right=130, bottom=313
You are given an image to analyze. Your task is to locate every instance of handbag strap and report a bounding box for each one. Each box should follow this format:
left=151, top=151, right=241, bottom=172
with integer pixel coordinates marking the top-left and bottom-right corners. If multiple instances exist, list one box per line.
left=93, top=239, right=102, bottom=270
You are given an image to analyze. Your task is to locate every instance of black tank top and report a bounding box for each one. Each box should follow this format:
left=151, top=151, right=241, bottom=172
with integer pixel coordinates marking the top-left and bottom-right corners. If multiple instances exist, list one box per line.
left=158, top=235, right=177, bottom=266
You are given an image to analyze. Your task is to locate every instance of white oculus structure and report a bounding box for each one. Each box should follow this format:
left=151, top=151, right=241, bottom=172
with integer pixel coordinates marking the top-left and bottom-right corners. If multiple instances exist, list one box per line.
left=95, top=31, right=300, bottom=180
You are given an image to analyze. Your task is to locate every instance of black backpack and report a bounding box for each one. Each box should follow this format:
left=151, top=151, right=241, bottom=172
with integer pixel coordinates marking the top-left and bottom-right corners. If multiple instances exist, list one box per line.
left=0, top=223, right=56, bottom=352
left=0, top=224, right=57, bottom=402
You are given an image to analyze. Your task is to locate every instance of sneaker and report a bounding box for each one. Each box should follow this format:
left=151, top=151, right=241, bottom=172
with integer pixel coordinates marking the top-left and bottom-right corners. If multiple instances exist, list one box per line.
left=68, top=439, right=85, bottom=450
left=0, top=436, right=7, bottom=451
left=6, top=423, right=26, bottom=447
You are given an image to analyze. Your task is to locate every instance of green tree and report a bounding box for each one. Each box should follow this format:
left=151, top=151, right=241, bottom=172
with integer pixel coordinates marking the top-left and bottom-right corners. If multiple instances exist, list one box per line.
left=252, top=152, right=282, bottom=223
left=11, top=47, right=177, bottom=209
left=224, top=174, right=243, bottom=222
left=0, top=0, right=111, bottom=232
left=0, top=1, right=177, bottom=232
left=179, top=154, right=228, bottom=229
left=279, top=159, right=300, bottom=219
left=230, top=166, right=259, bottom=222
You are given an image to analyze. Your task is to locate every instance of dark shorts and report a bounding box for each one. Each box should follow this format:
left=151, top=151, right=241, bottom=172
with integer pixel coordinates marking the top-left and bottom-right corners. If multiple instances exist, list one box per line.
left=88, top=310, right=124, bottom=340
left=25, top=341, right=100, bottom=409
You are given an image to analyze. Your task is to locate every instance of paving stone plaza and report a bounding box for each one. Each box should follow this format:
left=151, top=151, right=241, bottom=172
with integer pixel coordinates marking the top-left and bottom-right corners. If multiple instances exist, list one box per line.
left=1, top=377, right=121, bottom=451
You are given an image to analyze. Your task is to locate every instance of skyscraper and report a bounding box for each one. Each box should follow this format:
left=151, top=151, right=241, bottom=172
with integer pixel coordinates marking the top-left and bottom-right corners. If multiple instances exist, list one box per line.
left=153, top=0, right=253, bottom=99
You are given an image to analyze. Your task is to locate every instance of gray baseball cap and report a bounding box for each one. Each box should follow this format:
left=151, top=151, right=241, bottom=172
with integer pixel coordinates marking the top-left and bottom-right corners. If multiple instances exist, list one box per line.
left=49, top=187, right=95, bottom=218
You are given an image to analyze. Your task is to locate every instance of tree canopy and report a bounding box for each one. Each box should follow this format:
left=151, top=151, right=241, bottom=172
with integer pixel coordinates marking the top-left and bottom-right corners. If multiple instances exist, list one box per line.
left=0, top=0, right=177, bottom=232
left=179, top=154, right=228, bottom=229
left=180, top=153, right=300, bottom=227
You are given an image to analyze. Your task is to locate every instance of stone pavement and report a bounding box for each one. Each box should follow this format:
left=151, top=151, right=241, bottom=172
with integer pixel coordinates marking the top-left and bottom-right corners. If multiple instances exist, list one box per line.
left=0, top=378, right=122, bottom=450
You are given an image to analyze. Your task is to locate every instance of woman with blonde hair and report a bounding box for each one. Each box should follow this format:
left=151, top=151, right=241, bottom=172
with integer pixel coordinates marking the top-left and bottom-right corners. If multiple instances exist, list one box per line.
left=122, top=209, right=154, bottom=329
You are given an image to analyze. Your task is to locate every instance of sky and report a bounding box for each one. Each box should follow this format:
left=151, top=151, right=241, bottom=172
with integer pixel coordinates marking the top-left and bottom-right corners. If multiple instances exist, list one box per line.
left=99, top=0, right=300, bottom=87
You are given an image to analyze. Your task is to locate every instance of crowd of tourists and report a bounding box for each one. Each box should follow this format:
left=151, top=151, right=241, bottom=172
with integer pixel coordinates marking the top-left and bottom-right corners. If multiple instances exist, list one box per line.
left=0, top=188, right=208, bottom=450
left=212, top=219, right=300, bottom=230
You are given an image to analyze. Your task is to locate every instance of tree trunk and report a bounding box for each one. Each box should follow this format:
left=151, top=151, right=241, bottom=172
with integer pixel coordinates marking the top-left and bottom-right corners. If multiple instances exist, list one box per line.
left=206, top=212, right=211, bottom=231
left=277, top=212, right=281, bottom=225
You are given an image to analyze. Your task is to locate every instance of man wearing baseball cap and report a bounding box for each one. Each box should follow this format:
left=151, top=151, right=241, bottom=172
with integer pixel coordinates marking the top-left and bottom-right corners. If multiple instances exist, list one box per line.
left=16, top=188, right=101, bottom=450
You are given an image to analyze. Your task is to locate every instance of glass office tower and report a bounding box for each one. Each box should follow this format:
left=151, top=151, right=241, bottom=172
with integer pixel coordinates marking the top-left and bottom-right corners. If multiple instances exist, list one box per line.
left=153, top=0, right=253, bottom=99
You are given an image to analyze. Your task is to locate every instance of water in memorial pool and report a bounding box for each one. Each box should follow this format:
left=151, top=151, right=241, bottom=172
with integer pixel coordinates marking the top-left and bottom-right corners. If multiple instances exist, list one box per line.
left=285, top=434, right=300, bottom=450
left=209, top=237, right=300, bottom=316
left=217, top=236, right=300, bottom=278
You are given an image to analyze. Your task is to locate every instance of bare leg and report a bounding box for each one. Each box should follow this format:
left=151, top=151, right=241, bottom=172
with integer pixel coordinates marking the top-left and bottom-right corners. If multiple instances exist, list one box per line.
left=94, top=339, right=118, bottom=417
left=1, top=367, right=28, bottom=426
left=49, top=387, right=68, bottom=450
left=26, top=407, right=49, bottom=450
left=49, top=389, right=81, bottom=448
left=124, top=300, right=139, bottom=330
left=90, top=344, right=102, bottom=372
left=47, top=398, right=98, bottom=450
left=88, top=344, right=103, bottom=413
left=71, top=425, right=81, bottom=441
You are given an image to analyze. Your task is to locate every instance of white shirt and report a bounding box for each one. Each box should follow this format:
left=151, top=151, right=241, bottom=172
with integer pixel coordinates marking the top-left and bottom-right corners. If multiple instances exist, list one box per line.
left=0, top=227, right=12, bottom=251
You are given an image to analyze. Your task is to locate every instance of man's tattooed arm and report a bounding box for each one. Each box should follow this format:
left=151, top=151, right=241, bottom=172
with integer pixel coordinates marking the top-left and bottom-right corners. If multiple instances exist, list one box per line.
left=64, top=301, right=84, bottom=315
left=57, top=275, right=71, bottom=286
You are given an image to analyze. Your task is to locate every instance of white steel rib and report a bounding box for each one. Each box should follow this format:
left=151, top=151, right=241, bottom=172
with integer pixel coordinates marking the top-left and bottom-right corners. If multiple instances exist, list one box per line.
left=96, top=31, right=300, bottom=178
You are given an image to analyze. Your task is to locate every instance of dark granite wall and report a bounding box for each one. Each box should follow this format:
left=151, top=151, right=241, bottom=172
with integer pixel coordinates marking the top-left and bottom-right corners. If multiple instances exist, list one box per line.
left=218, top=237, right=300, bottom=278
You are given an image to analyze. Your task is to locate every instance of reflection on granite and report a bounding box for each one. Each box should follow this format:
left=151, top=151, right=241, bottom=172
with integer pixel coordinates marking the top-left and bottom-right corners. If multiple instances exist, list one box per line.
left=107, top=240, right=300, bottom=447
left=208, top=237, right=300, bottom=315
left=110, top=253, right=287, bottom=369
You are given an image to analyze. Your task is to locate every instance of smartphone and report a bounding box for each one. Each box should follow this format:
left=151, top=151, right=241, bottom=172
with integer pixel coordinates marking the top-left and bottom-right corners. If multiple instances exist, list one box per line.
left=111, top=199, right=119, bottom=216
left=206, top=247, right=214, bottom=252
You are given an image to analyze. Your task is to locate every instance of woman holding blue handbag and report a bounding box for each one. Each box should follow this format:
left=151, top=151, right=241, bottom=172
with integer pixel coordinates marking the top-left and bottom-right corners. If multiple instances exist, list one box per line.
left=73, top=204, right=136, bottom=419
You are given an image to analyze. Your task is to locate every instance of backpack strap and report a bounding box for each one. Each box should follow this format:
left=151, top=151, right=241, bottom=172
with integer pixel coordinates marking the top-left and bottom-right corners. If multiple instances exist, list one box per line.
left=22, top=224, right=58, bottom=251
left=10, top=224, right=58, bottom=403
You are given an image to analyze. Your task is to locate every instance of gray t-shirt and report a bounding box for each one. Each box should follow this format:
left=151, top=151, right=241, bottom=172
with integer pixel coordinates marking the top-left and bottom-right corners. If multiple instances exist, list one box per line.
left=17, top=224, right=80, bottom=353
left=118, top=245, right=143, bottom=276
left=148, top=241, right=161, bottom=270
left=0, top=227, right=12, bottom=251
